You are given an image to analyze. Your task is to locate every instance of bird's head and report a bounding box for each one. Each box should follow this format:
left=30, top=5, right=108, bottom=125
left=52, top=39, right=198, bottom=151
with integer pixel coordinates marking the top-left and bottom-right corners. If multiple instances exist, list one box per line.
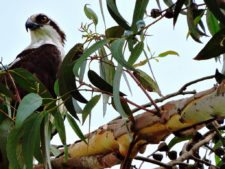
left=26, top=13, right=66, bottom=48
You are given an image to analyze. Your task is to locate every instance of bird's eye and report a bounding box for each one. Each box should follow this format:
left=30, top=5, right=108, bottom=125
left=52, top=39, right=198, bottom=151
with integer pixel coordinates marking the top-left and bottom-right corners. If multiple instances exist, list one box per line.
left=36, top=14, right=49, bottom=24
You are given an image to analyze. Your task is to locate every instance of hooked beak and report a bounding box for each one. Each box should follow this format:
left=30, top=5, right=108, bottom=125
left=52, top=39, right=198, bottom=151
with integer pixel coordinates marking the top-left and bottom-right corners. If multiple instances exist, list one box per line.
left=25, top=18, right=40, bottom=31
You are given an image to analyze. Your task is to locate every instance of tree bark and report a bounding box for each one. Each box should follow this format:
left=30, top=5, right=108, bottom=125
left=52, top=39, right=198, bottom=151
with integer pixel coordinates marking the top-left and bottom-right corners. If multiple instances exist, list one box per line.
left=34, top=83, right=225, bottom=169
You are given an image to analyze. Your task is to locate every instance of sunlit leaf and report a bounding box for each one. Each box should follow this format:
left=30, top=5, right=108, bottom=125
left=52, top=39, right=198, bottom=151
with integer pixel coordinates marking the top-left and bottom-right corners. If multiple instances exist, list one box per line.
left=158, top=50, right=179, bottom=57
left=16, top=93, right=42, bottom=128
left=206, top=9, right=220, bottom=35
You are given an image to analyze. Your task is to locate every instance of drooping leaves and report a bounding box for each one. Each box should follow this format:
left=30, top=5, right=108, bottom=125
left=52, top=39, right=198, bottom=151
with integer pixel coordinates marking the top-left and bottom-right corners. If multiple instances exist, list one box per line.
left=82, top=95, right=101, bottom=124
left=106, top=0, right=131, bottom=30
left=58, top=43, right=87, bottom=119
left=194, top=28, right=225, bottom=60
left=88, top=69, right=125, bottom=96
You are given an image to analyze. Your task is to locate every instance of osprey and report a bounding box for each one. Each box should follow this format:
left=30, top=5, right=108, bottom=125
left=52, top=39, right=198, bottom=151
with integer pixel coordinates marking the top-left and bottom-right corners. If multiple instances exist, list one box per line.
left=1, top=13, right=65, bottom=100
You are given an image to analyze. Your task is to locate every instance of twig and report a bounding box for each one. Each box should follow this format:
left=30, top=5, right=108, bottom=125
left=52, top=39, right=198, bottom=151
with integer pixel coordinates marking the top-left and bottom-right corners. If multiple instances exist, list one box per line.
left=128, top=71, right=161, bottom=116
left=155, top=131, right=216, bottom=169
left=132, top=75, right=215, bottom=113
left=135, top=156, right=171, bottom=169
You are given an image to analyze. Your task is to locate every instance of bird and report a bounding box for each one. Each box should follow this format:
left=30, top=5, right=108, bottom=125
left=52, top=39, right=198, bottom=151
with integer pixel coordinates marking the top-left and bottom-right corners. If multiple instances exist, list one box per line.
left=0, top=13, right=66, bottom=103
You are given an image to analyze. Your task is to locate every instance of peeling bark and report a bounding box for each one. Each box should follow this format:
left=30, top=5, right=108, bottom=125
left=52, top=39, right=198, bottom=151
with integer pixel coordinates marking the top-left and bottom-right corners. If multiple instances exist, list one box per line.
left=34, top=84, right=225, bottom=169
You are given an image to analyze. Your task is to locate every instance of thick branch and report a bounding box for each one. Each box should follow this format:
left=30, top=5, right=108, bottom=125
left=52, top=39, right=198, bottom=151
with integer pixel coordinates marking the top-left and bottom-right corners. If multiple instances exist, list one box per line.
left=34, top=82, right=225, bottom=169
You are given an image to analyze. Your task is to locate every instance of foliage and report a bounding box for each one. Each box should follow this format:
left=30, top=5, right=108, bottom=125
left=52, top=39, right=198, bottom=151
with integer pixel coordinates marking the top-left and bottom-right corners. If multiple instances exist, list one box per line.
left=1, top=0, right=225, bottom=168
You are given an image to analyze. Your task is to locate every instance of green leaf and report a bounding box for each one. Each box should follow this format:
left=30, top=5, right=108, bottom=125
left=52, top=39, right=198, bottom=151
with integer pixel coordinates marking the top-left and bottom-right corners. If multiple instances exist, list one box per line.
left=59, top=43, right=87, bottom=119
left=9, top=68, right=52, bottom=99
left=0, top=119, right=14, bottom=169
left=99, top=0, right=106, bottom=29
left=173, top=0, right=186, bottom=26
left=88, top=69, right=125, bottom=96
left=7, top=127, right=22, bottom=169
left=158, top=50, right=179, bottom=57
left=54, top=79, right=59, bottom=96
left=133, top=69, right=161, bottom=95
left=84, top=4, right=98, bottom=26
left=194, top=28, right=225, bottom=60
left=73, top=40, right=107, bottom=76
left=66, top=113, right=86, bottom=142
left=204, top=0, right=225, bottom=25
left=187, top=4, right=202, bottom=43
left=163, top=0, right=173, bottom=7
left=16, top=93, right=42, bottom=128
left=99, top=47, right=115, bottom=85
left=106, top=0, right=131, bottom=30
left=0, top=82, right=13, bottom=97
left=128, top=41, right=144, bottom=65
left=105, top=26, right=125, bottom=39
left=82, top=95, right=101, bottom=124
left=113, top=64, right=128, bottom=117
left=206, top=9, right=220, bottom=35
left=53, top=110, right=66, bottom=145
left=111, top=38, right=135, bottom=70
left=168, top=136, right=191, bottom=150
left=22, top=113, right=44, bottom=169
left=131, top=0, right=149, bottom=32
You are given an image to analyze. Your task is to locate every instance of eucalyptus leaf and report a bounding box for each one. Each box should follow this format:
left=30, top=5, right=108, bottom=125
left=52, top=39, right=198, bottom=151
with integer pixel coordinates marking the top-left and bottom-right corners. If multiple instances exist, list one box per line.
left=111, top=38, right=135, bottom=70
left=84, top=4, right=98, bottom=26
left=113, top=64, right=128, bottom=117
left=82, top=95, right=101, bottom=124
left=66, top=113, right=86, bottom=142
left=131, top=0, right=149, bottom=32
left=16, top=93, right=42, bottom=128
left=206, top=9, right=220, bottom=35
left=194, top=28, right=225, bottom=60
left=106, top=0, right=130, bottom=30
